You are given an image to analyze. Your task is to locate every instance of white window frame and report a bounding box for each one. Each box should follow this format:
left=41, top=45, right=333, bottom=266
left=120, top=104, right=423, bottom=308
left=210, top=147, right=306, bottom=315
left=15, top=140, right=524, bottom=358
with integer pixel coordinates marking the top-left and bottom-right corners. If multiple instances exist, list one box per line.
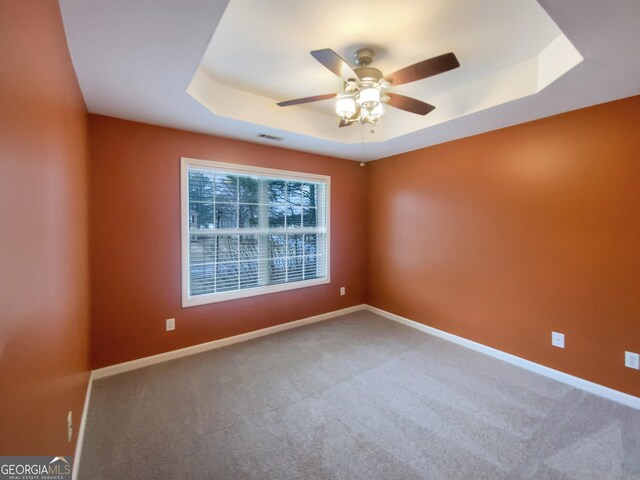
left=181, top=157, right=331, bottom=307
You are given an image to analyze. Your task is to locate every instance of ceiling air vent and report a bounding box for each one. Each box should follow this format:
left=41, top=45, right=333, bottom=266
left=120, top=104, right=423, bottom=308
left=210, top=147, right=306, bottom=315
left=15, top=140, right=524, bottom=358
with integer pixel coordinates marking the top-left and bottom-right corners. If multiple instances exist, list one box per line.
left=256, top=133, right=284, bottom=141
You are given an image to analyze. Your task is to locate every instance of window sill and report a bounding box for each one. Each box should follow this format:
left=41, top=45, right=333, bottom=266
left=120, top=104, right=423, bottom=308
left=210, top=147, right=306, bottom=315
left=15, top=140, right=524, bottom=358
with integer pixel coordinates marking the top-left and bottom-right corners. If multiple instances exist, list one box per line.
left=182, top=276, right=330, bottom=308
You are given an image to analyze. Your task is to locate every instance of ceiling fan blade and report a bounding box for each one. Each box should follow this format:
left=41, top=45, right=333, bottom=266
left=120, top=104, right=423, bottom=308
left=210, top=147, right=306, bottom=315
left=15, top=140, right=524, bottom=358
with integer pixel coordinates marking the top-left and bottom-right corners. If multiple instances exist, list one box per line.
left=386, top=93, right=435, bottom=115
left=277, top=93, right=336, bottom=107
left=310, top=49, right=359, bottom=82
left=384, top=52, right=459, bottom=86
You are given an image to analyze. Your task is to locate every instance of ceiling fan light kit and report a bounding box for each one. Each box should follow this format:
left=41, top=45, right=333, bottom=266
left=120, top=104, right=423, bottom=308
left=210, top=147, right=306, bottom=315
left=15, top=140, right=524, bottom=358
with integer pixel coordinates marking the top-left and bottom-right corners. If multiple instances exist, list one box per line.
left=277, top=47, right=460, bottom=128
left=336, top=95, right=356, bottom=119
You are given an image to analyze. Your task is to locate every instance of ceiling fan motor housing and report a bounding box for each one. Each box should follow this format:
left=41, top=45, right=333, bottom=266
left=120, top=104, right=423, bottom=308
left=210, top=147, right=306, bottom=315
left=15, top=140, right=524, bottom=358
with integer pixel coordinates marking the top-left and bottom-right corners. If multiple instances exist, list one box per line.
left=354, top=66, right=383, bottom=82
left=353, top=48, right=383, bottom=82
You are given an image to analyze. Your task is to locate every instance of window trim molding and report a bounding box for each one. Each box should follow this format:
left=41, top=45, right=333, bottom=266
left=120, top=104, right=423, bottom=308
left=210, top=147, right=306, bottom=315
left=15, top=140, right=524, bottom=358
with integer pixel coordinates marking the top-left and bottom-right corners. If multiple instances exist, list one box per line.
left=180, top=157, right=331, bottom=308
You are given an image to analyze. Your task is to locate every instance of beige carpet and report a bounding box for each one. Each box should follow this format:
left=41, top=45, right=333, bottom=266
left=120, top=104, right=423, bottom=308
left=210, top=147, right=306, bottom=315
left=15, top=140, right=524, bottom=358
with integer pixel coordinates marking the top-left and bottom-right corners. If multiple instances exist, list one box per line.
left=79, top=311, right=640, bottom=479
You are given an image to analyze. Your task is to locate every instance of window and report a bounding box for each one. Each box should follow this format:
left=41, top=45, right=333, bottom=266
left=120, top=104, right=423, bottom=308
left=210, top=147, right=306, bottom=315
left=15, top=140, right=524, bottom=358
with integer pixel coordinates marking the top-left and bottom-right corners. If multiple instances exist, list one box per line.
left=181, top=158, right=330, bottom=307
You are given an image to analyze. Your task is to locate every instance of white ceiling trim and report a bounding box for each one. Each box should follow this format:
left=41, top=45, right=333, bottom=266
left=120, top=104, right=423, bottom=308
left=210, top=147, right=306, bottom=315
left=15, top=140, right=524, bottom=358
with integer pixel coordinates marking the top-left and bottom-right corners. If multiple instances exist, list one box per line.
left=189, top=33, right=582, bottom=144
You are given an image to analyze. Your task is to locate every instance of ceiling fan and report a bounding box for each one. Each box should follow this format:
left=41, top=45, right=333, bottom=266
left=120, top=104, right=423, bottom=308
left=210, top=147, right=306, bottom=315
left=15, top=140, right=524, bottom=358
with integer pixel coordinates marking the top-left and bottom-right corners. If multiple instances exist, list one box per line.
left=277, top=48, right=460, bottom=127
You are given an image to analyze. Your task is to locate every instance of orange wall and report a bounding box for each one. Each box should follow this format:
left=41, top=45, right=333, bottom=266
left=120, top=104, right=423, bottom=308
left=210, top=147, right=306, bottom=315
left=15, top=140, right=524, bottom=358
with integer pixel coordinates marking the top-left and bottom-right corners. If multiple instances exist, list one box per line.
left=367, top=96, right=640, bottom=397
left=2, top=2, right=637, bottom=459
left=88, top=115, right=368, bottom=368
left=0, top=0, right=90, bottom=455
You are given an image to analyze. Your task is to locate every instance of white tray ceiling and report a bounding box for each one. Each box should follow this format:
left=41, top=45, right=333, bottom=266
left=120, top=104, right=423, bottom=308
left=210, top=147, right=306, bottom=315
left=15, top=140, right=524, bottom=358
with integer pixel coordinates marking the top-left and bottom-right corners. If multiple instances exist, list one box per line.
left=59, top=0, right=640, bottom=161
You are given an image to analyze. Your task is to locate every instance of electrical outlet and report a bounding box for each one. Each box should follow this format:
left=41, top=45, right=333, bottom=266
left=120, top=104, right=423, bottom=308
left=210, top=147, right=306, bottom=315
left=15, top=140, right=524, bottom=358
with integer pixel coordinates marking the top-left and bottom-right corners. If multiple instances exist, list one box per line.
left=67, top=411, right=73, bottom=443
left=551, top=332, right=565, bottom=349
left=340, top=287, right=346, bottom=296
left=166, top=318, right=175, bottom=331
left=625, top=351, right=640, bottom=370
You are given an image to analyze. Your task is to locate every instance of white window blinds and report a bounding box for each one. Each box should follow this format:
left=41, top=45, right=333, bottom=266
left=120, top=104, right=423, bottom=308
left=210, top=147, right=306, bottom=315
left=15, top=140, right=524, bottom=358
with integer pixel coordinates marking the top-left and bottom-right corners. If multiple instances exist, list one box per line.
left=181, top=159, right=329, bottom=306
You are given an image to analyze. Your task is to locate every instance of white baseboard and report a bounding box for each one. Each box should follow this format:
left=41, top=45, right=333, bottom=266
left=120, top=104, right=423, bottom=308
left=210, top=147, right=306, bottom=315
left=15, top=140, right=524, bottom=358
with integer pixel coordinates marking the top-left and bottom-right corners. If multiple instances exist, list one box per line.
left=92, top=304, right=366, bottom=379
left=72, top=372, right=94, bottom=480
left=365, top=305, right=640, bottom=410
